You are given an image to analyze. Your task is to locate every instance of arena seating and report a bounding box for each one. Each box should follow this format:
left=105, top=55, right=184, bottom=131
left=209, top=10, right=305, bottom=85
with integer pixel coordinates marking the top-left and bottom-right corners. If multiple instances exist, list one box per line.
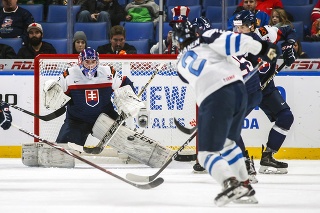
left=19, top=4, right=44, bottom=22
left=2, top=1, right=317, bottom=57
left=0, top=38, right=23, bottom=54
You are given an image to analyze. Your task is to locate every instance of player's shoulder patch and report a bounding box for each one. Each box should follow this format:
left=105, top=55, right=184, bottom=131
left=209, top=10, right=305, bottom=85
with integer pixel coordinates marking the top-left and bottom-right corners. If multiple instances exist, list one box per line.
left=62, top=69, right=69, bottom=78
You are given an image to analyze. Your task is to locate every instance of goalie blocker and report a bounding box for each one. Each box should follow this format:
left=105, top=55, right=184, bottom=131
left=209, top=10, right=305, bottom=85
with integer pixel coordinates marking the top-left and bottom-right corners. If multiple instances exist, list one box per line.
left=92, top=113, right=172, bottom=168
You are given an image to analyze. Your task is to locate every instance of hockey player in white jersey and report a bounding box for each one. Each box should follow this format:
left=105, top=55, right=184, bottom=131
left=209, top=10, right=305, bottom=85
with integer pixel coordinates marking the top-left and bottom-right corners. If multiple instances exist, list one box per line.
left=172, top=21, right=279, bottom=206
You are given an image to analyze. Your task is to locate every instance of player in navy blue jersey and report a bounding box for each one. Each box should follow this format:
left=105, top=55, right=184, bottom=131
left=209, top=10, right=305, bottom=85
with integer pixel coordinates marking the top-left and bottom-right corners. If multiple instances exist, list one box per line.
left=172, top=19, right=279, bottom=206
left=232, top=10, right=296, bottom=175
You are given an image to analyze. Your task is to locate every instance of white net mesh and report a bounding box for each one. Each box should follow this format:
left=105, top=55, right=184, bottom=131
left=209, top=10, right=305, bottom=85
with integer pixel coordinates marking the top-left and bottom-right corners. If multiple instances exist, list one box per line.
left=35, top=55, right=197, bottom=154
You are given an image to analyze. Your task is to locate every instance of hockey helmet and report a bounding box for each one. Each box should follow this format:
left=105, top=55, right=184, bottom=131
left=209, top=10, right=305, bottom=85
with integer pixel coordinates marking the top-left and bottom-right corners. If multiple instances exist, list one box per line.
left=78, top=47, right=99, bottom=79
left=172, top=21, right=197, bottom=45
left=254, top=25, right=278, bottom=43
left=233, top=10, right=256, bottom=28
left=192, top=16, right=212, bottom=35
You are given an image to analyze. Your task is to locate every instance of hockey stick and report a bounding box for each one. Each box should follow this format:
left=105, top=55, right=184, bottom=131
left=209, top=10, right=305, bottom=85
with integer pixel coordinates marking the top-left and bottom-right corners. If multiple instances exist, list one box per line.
left=12, top=123, right=164, bottom=189
left=0, top=100, right=66, bottom=121
left=126, top=130, right=197, bottom=182
left=83, top=63, right=164, bottom=154
left=261, top=62, right=286, bottom=90
left=173, top=118, right=197, bottom=135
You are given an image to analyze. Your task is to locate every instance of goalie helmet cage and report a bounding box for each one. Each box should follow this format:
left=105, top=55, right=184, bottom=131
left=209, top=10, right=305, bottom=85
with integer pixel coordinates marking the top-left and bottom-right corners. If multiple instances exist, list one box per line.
left=34, top=54, right=197, bottom=155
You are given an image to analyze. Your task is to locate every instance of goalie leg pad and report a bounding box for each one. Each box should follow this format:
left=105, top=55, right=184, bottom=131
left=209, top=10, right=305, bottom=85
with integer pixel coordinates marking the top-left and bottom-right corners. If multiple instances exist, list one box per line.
left=92, top=113, right=172, bottom=168
left=22, top=143, right=75, bottom=168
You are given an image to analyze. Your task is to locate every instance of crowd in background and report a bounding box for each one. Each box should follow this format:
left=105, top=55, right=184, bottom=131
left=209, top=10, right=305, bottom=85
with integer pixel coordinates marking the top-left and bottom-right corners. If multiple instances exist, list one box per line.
left=0, top=0, right=319, bottom=58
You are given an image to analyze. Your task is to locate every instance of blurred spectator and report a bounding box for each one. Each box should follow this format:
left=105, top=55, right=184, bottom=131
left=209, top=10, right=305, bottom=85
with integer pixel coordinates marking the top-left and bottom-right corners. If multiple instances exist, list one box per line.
left=73, top=31, right=87, bottom=54
left=0, top=0, right=35, bottom=45
left=228, top=0, right=270, bottom=31
left=97, top=25, right=137, bottom=54
left=125, top=0, right=165, bottom=26
left=269, top=8, right=293, bottom=28
left=0, top=43, right=16, bottom=58
left=150, top=30, right=179, bottom=54
left=151, top=6, right=190, bottom=54
left=77, top=0, right=126, bottom=29
left=294, top=40, right=309, bottom=59
left=49, top=0, right=85, bottom=5
left=238, top=0, right=283, bottom=16
left=311, top=0, right=320, bottom=36
left=17, top=22, right=56, bottom=59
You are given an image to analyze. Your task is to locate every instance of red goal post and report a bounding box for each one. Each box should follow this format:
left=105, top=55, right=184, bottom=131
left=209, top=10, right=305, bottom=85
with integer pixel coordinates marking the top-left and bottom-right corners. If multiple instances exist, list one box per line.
left=34, top=54, right=197, bottom=154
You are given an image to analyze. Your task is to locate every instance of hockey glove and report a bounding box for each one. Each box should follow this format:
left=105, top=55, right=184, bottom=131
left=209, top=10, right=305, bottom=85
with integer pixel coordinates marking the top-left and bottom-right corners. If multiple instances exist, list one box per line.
left=0, top=102, right=12, bottom=130
left=281, top=41, right=296, bottom=66
left=257, top=41, right=279, bottom=63
left=113, top=85, right=145, bottom=117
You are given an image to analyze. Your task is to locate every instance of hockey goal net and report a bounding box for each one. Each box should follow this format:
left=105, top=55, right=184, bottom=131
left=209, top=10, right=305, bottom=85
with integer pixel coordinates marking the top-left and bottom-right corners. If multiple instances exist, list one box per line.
left=34, top=54, right=197, bottom=155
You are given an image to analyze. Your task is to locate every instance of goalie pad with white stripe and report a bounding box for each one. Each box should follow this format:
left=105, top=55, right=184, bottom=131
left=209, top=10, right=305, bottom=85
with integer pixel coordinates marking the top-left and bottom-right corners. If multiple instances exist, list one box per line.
left=43, top=79, right=71, bottom=110
left=113, top=85, right=145, bottom=117
left=92, top=113, right=172, bottom=168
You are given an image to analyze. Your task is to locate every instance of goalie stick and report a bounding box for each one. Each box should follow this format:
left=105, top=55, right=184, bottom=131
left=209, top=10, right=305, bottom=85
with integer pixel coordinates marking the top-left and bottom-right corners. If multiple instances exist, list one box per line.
left=260, top=62, right=286, bottom=90
left=126, top=131, right=197, bottom=182
left=0, top=100, right=66, bottom=121
left=83, top=63, right=164, bottom=154
left=12, top=123, right=164, bottom=189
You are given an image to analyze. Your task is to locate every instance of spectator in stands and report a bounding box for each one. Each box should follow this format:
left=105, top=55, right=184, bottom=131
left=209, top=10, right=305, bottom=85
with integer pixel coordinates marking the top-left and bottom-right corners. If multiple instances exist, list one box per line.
left=73, top=31, right=87, bottom=54
left=238, top=0, right=283, bottom=16
left=125, top=0, right=165, bottom=26
left=307, top=0, right=320, bottom=41
left=48, top=0, right=85, bottom=5
left=17, top=23, right=56, bottom=59
left=77, top=0, right=126, bottom=29
left=150, top=6, right=190, bottom=54
left=228, top=0, right=270, bottom=31
left=269, top=8, right=293, bottom=28
left=0, top=43, right=17, bottom=59
left=0, top=0, right=35, bottom=45
left=97, top=25, right=137, bottom=54
left=293, top=40, right=309, bottom=59
left=150, top=30, right=179, bottom=54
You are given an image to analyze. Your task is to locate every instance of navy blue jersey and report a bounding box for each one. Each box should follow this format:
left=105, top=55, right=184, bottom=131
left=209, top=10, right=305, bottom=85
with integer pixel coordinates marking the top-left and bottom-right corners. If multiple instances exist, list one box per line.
left=59, top=65, right=133, bottom=124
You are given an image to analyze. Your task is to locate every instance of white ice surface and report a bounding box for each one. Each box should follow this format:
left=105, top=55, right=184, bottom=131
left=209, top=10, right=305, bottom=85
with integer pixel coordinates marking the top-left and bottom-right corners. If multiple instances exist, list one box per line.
left=0, top=158, right=320, bottom=213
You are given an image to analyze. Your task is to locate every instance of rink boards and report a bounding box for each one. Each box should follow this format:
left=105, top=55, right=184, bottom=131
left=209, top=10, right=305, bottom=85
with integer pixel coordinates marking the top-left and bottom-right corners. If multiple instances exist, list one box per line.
left=0, top=59, right=320, bottom=159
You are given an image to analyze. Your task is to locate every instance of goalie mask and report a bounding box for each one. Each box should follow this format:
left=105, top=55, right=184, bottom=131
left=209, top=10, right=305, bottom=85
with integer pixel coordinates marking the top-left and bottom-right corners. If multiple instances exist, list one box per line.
left=78, top=47, right=99, bottom=79
left=172, top=21, right=197, bottom=46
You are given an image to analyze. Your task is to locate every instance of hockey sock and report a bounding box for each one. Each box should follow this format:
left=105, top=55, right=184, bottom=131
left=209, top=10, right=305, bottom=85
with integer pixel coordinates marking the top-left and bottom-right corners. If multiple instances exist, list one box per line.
left=198, top=151, right=234, bottom=186
left=266, top=125, right=287, bottom=151
left=220, top=139, right=248, bottom=182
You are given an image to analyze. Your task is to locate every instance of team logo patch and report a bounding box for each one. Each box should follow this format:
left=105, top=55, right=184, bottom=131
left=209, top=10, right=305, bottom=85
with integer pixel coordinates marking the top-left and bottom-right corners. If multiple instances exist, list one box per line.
left=85, top=89, right=99, bottom=107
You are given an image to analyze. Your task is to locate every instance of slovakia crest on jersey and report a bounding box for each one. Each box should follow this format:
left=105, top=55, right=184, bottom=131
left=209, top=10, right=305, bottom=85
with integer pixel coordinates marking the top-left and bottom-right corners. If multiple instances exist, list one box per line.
left=85, top=89, right=99, bottom=107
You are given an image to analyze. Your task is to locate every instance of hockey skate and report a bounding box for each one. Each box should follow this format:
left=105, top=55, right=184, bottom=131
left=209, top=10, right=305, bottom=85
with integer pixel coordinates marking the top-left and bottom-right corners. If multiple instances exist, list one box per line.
left=233, top=180, right=258, bottom=204
left=214, top=177, right=249, bottom=207
left=259, top=145, right=288, bottom=174
left=193, top=162, right=207, bottom=174
left=245, top=150, right=258, bottom=184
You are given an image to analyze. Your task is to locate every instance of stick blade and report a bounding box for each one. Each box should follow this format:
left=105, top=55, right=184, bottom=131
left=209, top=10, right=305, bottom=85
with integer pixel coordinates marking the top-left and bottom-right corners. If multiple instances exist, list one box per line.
left=135, top=177, right=164, bottom=189
left=174, top=118, right=197, bottom=134
left=126, top=173, right=152, bottom=182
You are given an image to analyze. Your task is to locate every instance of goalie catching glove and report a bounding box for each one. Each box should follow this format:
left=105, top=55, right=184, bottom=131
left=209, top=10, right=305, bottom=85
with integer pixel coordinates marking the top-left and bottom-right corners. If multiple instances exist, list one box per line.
left=43, top=79, right=71, bottom=110
left=113, top=85, right=145, bottom=117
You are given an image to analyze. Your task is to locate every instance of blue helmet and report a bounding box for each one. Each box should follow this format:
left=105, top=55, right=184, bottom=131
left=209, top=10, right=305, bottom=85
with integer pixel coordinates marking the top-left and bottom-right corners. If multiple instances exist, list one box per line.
left=192, top=16, right=212, bottom=35
left=233, top=10, right=256, bottom=28
left=78, top=47, right=99, bottom=79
